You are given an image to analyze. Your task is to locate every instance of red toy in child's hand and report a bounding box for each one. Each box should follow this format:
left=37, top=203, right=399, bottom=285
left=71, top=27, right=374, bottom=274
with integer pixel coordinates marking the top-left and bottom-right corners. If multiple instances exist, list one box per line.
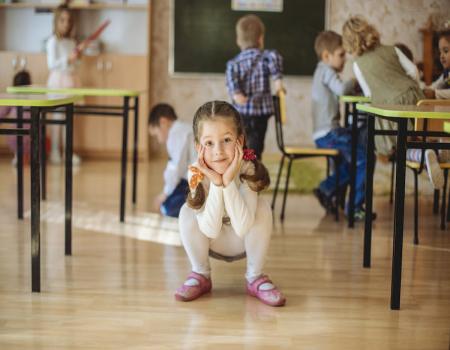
left=243, top=148, right=256, bottom=161
left=75, top=19, right=111, bottom=54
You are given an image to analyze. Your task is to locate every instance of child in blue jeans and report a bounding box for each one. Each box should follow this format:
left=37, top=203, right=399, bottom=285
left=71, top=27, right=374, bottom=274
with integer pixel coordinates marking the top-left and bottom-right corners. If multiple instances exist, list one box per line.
left=311, top=30, right=368, bottom=221
left=148, top=103, right=197, bottom=217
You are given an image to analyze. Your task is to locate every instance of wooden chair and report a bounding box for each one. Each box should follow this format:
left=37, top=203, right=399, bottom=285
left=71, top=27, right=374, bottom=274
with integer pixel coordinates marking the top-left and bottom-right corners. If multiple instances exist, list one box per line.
left=406, top=99, right=450, bottom=244
left=271, top=92, right=341, bottom=221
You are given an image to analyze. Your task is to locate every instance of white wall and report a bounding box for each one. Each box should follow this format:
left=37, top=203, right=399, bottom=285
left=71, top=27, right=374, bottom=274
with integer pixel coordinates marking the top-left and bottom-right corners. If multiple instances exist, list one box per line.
left=0, top=8, right=148, bottom=54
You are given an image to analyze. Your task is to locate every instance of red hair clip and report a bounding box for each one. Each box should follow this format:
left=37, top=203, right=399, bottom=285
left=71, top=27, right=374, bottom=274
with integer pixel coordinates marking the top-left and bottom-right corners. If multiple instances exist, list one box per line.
left=243, top=148, right=257, bottom=161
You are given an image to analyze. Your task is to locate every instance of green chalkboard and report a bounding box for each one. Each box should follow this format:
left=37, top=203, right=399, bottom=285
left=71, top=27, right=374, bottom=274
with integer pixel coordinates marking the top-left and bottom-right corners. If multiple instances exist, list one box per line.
left=173, top=0, right=326, bottom=76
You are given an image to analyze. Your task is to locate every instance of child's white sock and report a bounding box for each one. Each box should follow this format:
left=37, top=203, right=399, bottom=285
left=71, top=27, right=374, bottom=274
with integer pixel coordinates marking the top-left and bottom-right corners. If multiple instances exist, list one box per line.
left=184, top=272, right=210, bottom=286
left=247, top=275, right=275, bottom=291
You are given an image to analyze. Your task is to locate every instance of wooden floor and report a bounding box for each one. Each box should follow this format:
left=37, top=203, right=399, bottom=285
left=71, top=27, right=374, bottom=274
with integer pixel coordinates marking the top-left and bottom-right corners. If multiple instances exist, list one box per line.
left=0, top=158, right=449, bottom=349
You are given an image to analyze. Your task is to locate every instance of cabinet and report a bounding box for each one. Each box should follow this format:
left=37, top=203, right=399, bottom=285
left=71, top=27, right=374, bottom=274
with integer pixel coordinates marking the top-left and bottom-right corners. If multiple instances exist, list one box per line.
left=0, top=52, right=149, bottom=159
left=420, top=28, right=442, bottom=85
left=0, top=52, right=48, bottom=91
left=0, top=52, right=49, bottom=152
left=76, top=54, right=148, bottom=159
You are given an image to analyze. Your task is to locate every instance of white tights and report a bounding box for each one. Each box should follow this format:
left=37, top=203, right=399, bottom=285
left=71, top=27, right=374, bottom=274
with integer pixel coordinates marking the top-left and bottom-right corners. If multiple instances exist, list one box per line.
left=178, top=197, right=272, bottom=281
left=49, top=112, right=65, bottom=156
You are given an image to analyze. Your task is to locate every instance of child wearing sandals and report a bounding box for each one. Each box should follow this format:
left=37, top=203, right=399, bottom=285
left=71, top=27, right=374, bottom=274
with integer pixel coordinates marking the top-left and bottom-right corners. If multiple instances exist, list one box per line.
left=175, top=100, right=286, bottom=307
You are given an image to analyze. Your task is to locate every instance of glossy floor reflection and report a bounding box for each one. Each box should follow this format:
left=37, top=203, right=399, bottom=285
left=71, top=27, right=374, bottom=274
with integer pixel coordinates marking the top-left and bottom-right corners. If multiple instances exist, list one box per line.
left=0, top=159, right=449, bottom=349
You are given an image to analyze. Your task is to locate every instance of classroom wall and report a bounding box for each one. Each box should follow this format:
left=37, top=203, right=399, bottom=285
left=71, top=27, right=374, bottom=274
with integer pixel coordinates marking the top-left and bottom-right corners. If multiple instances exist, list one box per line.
left=149, top=0, right=450, bottom=154
left=0, top=8, right=147, bottom=54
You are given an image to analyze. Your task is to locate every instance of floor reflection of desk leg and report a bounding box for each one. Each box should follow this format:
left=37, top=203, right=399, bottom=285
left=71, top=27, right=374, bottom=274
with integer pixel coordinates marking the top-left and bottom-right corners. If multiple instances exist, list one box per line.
left=65, top=104, right=73, bottom=256
left=30, top=107, right=41, bottom=293
left=391, top=118, right=407, bottom=310
left=363, top=114, right=375, bottom=268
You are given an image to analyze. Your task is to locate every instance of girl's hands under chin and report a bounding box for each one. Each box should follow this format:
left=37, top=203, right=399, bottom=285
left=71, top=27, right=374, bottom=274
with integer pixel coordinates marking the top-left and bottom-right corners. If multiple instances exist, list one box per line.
left=196, top=145, right=223, bottom=187
left=222, top=140, right=243, bottom=187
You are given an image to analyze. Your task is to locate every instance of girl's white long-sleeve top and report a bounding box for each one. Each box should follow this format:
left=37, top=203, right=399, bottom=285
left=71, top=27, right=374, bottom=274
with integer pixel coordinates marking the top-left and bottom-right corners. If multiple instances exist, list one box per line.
left=46, top=35, right=77, bottom=72
left=430, top=74, right=450, bottom=100
left=188, top=161, right=258, bottom=239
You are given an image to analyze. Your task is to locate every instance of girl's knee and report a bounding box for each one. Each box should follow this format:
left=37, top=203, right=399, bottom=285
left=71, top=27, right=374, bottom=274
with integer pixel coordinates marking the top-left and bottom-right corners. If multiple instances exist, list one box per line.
left=179, top=204, right=198, bottom=234
left=253, top=198, right=273, bottom=230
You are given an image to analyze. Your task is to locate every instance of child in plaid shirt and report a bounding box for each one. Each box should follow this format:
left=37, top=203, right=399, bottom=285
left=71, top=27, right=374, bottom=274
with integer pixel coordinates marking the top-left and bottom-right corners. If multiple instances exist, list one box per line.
left=226, top=14, right=285, bottom=160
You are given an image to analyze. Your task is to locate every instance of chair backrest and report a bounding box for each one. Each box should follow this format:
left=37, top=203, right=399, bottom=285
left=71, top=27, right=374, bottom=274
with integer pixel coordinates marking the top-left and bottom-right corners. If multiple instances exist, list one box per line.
left=415, top=99, right=450, bottom=132
left=412, top=99, right=450, bottom=170
left=272, top=92, right=287, bottom=153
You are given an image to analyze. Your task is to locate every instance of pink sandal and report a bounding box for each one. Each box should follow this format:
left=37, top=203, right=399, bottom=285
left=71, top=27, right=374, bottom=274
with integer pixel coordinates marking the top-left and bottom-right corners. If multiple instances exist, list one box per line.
left=175, top=272, right=212, bottom=302
left=246, top=275, right=286, bottom=307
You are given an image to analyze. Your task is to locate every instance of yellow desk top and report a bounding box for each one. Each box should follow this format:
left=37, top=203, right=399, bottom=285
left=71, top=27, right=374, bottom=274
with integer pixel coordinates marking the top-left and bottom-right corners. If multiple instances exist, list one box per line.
left=7, top=85, right=141, bottom=97
left=0, top=93, right=81, bottom=107
left=356, top=103, right=450, bottom=119
left=340, top=95, right=371, bottom=103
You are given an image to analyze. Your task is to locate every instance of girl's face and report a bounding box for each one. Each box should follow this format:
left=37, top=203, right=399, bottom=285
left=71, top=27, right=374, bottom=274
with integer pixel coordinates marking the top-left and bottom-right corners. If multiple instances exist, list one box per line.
left=197, top=117, right=244, bottom=175
left=439, top=37, right=450, bottom=70
left=56, top=11, right=72, bottom=37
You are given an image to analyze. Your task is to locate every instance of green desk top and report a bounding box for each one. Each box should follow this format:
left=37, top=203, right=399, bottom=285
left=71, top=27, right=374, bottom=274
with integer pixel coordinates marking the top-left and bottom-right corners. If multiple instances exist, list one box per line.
left=7, top=85, right=141, bottom=97
left=0, top=93, right=81, bottom=107
left=340, top=95, right=371, bottom=103
left=445, top=122, right=450, bottom=134
left=356, top=103, right=450, bottom=119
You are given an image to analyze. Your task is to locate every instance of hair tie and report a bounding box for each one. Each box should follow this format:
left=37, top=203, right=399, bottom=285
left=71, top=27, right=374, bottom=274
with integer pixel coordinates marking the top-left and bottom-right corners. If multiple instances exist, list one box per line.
left=188, top=165, right=204, bottom=192
left=243, top=148, right=257, bottom=161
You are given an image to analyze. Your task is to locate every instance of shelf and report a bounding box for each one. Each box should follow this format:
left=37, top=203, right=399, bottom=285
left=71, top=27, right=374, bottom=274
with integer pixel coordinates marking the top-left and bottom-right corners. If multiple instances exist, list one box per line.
left=0, top=2, right=147, bottom=10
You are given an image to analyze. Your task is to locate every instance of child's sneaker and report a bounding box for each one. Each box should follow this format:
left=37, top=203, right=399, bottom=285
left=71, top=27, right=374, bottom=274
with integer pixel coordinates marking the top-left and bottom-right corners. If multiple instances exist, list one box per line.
left=175, top=272, right=212, bottom=302
left=246, top=275, right=286, bottom=307
left=425, top=149, right=444, bottom=189
left=351, top=208, right=377, bottom=222
left=313, top=188, right=337, bottom=214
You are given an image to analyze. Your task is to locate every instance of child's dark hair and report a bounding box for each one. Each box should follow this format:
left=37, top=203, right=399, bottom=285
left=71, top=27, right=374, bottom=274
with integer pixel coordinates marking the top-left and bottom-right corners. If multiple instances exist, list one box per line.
left=13, top=70, right=31, bottom=87
left=53, top=4, right=74, bottom=39
left=394, top=43, right=414, bottom=62
left=438, top=29, right=450, bottom=43
left=314, top=31, right=342, bottom=60
left=187, top=100, right=270, bottom=210
left=148, top=103, right=178, bottom=127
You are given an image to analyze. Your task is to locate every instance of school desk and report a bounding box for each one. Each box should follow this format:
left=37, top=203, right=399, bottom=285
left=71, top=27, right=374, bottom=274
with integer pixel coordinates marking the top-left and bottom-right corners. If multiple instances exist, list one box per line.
left=340, top=95, right=371, bottom=228
left=7, top=86, right=141, bottom=222
left=0, top=93, right=80, bottom=292
left=356, top=103, right=450, bottom=310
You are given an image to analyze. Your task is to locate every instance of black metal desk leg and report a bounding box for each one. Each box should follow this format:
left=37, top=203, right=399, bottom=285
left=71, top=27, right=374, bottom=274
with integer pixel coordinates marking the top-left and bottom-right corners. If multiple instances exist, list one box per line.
left=30, top=107, right=41, bottom=292
left=344, top=102, right=350, bottom=127
left=65, top=104, right=73, bottom=256
left=363, top=114, right=375, bottom=268
left=391, top=119, right=408, bottom=310
left=348, top=102, right=358, bottom=228
left=132, top=96, right=139, bottom=205
left=17, top=106, right=24, bottom=219
left=41, top=112, right=47, bottom=201
left=120, top=96, right=130, bottom=222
